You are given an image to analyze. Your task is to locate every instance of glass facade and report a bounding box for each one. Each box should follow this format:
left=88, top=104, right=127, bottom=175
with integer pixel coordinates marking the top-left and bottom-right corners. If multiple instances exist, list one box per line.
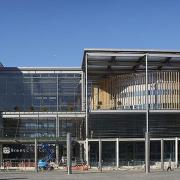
left=3, top=142, right=81, bottom=162
left=59, top=118, right=84, bottom=140
left=89, top=141, right=176, bottom=167
left=0, top=69, right=84, bottom=142
left=0, top=71, right=82, bottom=112
left=3, top=118, right=56, bottom=138
left=89, top=113, right=180, bottom=138
left=0, top=49, right=180, bottom=168
left=2, top=117, right=84, bottom=140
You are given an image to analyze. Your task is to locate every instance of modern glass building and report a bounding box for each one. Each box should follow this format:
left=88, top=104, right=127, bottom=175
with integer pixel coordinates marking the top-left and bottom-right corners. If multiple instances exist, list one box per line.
left=0, top=67, right=85, bottom=165
left=82, top=49, right=180, bottom=169
left=0, top=67, right=82, bottom=112
left=0, top=49, right=180, bottom=170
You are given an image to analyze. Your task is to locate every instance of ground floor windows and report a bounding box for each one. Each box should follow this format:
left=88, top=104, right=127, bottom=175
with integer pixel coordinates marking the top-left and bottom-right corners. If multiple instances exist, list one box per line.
left=89, top=140, right=177, bottom=167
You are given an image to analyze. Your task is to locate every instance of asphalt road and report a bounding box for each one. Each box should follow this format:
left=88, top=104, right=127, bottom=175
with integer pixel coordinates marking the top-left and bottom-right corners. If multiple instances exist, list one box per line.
left=0, top=169, right=180, bottom=180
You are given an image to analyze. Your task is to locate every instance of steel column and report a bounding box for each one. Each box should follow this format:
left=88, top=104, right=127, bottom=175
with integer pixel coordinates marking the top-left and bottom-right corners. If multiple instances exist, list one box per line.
left=116, top=138, right=119, bottom=168
left=56, top=75, right=59, bottom=111
left=145, top=53, right=150, bottom=173
left=56, top=116, right=58, bottom=137
left=35, top=138, right=38, bottom=172
left=85, top=53, right=89, bottom=167
left=81, top=72, right=85, bottom=111
left=56, top=114, right=59, bottom=137
left=161, top=139, right=164, bottom=170
left=85, top=53, right=88, bottom=138
left=56, top=115, right=58, bottom=138
left=79, top=143, right=84, bottom=162
left=85, top=138, right=89, bottom=166
left=175, top=137, right=178, bottom=168
left=56, top=144, right=59, bottom=165
left=57, top=115, right=60, bottom=137
left=99, top=139, right=102, bottom=172
left=145, top=132, right=150, bottom=173
left=83, top=140, right=86, bottom=162
left=67, top=133, right=72, bottom=174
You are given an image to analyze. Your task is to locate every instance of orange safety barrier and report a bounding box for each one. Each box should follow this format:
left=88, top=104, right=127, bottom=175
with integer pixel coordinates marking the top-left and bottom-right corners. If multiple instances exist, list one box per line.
left=17, top=162, right=35, bottom=167
left=65, top=164, right=89, bottom=171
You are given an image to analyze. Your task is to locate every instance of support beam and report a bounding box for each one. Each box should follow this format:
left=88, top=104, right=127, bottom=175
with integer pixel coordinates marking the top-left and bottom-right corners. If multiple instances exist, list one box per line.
left=85, top=53, right=88, bottom=138
left=67, top=133, right=72, bottom=174
left=34, top=138, right=38, bottom=172
left=79, top=143, right=84, bottom=163
left=157, top=57, right=172, bottom=70
left=99, top=139, right=102, bottom=172
left=83, top=141, right=86, bottom=162
left=145, top=53, right=150, bottom=173
left=56, top=144, right=59, bottom=165
left=161, top=139, right=164, bottom=170
left=175, top=137, right=178, bottom=168
left=55, top=114, right=59, bottom=165
left=56, top=115, right=59, bottom=138
left=56, top=75, right=59, bottom=111
left=81, top=72, right=85, bottom=111
left=133, top=55, right=146, bottom=70
left=116, top=138, right=119, bottom=169
left=85, top=138, right=89, bottom=166
left=145, top=132, right=150, bottom=173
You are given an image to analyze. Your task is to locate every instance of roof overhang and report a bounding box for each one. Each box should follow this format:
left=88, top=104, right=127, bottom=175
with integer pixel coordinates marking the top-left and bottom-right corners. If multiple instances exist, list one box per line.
left=82, top=49, right=180, bottom=80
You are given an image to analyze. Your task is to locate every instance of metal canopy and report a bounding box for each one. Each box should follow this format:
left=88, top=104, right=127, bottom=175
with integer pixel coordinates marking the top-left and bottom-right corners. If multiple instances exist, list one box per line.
left=82, top=49, right=180, bottom=79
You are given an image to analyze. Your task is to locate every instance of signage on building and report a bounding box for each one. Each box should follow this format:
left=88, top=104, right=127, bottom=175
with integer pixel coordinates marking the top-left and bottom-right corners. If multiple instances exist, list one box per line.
left=3, top=147, right=10, bottom=154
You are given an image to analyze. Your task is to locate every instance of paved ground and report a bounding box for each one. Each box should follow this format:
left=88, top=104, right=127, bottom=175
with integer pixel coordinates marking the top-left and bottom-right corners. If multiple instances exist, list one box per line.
left=0, top=169, right=180, bottom=180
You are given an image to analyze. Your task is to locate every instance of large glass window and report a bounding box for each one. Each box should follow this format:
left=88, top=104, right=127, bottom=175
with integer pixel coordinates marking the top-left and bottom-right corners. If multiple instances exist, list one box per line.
left=0, top=71, right=82, bottom=112
left=3, top=118, right=56, bottom=138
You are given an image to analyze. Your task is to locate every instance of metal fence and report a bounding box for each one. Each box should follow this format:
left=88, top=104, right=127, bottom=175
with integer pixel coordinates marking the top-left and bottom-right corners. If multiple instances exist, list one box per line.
left=0, top=159, right=35, bottom=171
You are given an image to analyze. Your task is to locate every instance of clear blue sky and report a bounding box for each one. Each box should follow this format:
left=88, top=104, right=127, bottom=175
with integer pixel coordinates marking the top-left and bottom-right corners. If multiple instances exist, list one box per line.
left=0, top=0, right=180, bottom=67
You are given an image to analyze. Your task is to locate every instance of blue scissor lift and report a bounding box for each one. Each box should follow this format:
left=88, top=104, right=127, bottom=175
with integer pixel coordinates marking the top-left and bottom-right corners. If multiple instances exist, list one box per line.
left=38, top=144, right=54, bottom=170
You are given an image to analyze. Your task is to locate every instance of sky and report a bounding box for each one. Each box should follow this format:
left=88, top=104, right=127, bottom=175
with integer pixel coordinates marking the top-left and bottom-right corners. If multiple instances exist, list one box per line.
left=0, top=0, right=180, bottom=67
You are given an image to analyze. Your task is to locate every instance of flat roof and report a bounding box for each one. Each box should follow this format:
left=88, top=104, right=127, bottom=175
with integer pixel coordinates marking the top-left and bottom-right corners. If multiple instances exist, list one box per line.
left=0, top=66, right=82, bottom=73
left=84, top=48, right=180, bottom=53
left=82, top=49, right=180, bottom=79
left=1, top=49, right=180, bottom=73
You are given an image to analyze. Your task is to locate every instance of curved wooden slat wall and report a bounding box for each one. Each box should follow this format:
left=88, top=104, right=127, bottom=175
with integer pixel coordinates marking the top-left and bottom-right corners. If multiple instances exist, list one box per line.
left=91, top=71, right=180, bottom=110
